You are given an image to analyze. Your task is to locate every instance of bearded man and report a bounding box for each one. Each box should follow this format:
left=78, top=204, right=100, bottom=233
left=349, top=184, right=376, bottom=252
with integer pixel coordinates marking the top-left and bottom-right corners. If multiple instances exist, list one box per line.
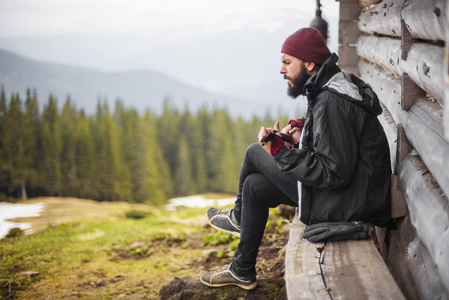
left=200, top=27, right=391, bottom=290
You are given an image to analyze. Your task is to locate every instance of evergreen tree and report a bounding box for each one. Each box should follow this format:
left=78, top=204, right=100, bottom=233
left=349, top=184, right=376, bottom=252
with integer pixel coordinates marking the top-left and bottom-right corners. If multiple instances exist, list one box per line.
left=174, top=135, right=193, bottom=195
left=60, top=97, right=79, bottom=196
left=139, top=111, right=171, bottom=204
left=204, top=109, right=238, bottom=192
left=42, top=95, right=63, bottom=196
left=177, top=108, right=204, bottom=195
left=194, top=108, right=209, bottom=193
left=0, top=88, right=6, bottom=140
left=0, top=91, right=41, bottom=200
left=114, top=102, right=142, bottom=202
left=0, top=88, right=8, bottom=196
left=24, top=89, right=42, bottom=195
left=95, top=102, right=131, bottom=201
left=157, top=98, right=180, bottom=184
left=2, top=94, right=25, bottom=198
left=75, top=110, right=98, bottom=199
left=232, top=117, right=248, bottom=169
left=215, top=133, right=238, bottom=193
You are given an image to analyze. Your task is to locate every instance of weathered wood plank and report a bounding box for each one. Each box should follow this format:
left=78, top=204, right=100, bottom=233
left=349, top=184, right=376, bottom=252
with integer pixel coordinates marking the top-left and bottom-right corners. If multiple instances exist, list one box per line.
left=357, top=35, right=445, bottom=103
left=374, top=226, right=388, bottom=261
left=358, top=0, right=404, bottom=37
left=356, top=35, right=401, bottom=77
left=403, top=43, right=445, bottom=104
left=358, top=0, right=447, bottom=42
left=386, top=229, right=420, bottom=300
left=339, top=20, right=361, bottom=45
left=445, top=0, right=449, bottom=141
left=401, top=19, right=414, bottom=61
left=395, top=216, right=449, bottom=299
left=322, top=239, right=405, bottom=300
left=398, top=154, right=449, bottom=293
left=358, top=60, right=449, bottom=201
left=338, top=46, right=359, bottom=76
left=358, top=0, right=382, bottom=9
left=401, top=73, right=426, bottom=111
left=285, top=211, right=329, bottom=299
left=286, top=211, right=406, bottom=299
left=391, top=174, right=407, bottom=218
left=397, top=124, right=411, bottom=166
left=377, top=103, right=398, bottom=173
left=339, top=0, right=361, bottom=22
left=401, top=0, right=447, bottom=43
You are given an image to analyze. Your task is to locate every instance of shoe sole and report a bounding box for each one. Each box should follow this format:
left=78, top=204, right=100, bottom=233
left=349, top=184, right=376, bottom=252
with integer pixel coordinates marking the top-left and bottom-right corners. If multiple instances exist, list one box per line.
left=207, top=217, right=241, bottom=238
left=199, top=277, right=258, bottom=290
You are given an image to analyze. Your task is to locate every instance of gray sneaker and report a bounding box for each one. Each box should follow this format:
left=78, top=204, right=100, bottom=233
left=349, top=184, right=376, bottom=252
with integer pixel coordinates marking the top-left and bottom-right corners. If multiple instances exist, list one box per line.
left=200, top=264, right=257, bottom=290
left=207, top=208, right=240, bottom=237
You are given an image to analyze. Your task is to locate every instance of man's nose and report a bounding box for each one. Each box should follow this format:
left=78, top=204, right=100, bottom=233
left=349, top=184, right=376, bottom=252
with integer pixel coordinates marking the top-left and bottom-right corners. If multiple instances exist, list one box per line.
left=280, top=66, right=286, bottom=74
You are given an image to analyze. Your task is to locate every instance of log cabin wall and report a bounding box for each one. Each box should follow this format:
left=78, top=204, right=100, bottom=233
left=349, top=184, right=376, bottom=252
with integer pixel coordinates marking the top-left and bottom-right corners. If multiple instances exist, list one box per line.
left=337, top=0, right=449, bottom=299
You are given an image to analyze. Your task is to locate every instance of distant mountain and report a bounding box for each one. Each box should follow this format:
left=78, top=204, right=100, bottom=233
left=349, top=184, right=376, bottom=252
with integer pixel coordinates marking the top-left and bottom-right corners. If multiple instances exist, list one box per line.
left=0, top=48, right=264, bottom=118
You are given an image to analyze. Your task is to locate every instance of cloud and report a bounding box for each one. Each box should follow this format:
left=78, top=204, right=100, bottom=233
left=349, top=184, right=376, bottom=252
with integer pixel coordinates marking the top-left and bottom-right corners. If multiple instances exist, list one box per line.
left=0, top=0, right=332, bottom=37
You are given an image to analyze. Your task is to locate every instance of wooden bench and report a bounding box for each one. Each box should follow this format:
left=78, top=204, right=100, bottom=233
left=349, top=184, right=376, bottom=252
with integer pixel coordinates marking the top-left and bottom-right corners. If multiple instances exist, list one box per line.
left=285, top=209, right=405, bottom=300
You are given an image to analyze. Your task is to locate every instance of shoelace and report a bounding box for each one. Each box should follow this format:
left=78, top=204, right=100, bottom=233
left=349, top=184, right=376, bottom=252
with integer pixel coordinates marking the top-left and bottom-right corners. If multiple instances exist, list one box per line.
left=216, top=209, right=231, bottom=216
left=214, top=264, right=231, bottom=275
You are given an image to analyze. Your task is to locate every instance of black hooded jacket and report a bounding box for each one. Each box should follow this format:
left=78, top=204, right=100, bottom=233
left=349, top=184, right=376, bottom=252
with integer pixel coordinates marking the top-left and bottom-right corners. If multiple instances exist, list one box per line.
left=274, top=53, right=391, bottom=227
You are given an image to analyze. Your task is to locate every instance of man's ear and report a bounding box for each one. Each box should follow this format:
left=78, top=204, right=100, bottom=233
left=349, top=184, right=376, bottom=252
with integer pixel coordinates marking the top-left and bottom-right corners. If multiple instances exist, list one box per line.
left=304, top=61, right=316, bottom=74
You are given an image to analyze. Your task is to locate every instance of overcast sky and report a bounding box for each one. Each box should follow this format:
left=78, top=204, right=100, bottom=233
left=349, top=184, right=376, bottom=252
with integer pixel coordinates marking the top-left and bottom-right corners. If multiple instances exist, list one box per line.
left=0, top=0, right=340, bottom=118
left=0, top=0, right=338, bottom=38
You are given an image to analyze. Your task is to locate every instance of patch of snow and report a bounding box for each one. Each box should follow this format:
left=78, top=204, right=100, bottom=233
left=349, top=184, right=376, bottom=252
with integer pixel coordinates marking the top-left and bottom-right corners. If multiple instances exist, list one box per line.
left=166, top=195, right=235, bottom=210
left=0, top=202, right=44, bottom=239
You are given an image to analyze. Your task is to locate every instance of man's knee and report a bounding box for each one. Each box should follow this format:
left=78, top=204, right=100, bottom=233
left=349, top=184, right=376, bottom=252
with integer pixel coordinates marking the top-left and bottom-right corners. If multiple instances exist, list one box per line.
left=246, top=143, right=261, bottom=155
left=245, top=143, right=269, bottom=161
left=243, top=173, right=271, bottom=199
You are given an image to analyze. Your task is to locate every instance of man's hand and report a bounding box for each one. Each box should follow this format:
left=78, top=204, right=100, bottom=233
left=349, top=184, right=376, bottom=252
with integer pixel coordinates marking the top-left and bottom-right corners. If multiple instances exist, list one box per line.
left=281, top=119, right=303, bottom=146
left=258, top=122, right=281, bottom=154
left=258, top=126, right=273, bottom=154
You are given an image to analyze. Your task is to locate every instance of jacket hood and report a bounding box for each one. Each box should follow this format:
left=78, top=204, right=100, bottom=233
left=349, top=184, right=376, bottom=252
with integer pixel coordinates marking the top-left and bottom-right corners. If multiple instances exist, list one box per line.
left=305, top=53, right=383, bottom=116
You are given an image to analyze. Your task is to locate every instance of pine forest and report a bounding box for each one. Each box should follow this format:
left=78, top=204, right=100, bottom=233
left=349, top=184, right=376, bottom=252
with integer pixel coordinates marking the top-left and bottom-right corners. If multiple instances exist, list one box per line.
left=0, top=88, right=299, bottom=205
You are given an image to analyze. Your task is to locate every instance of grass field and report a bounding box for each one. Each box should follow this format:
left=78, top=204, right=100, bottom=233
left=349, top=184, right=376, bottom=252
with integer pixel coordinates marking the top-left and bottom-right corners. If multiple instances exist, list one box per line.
left=1, top=196, right=289, bottom=299
left=0, top=196, right=227, bottom=299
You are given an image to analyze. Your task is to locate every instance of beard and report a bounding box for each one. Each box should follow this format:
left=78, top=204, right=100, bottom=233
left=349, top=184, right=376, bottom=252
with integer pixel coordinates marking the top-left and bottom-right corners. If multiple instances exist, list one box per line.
left=286, top=64, right=310, bottom=99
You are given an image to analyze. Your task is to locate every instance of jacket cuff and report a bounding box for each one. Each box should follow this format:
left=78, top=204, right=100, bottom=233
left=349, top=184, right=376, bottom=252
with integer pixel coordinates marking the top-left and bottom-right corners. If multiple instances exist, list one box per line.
left=270, top=135, right=284, bottom=156
left=288, top=118, right=305, bottom=129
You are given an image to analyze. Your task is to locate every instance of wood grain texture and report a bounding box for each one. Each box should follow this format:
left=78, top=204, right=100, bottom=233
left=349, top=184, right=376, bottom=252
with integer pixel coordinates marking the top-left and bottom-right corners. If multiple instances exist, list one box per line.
left=357, top=35, right=444, bottom=103
left=358, top=0, right=404, bottom=37
left=377, top=103, right=398, bottom=173
left=398, top=155, right=449, bottom=293
left=401, top=73, right=426, bottom=111
left=285, top=212, right=405, bottom=299
left=359, top=60, right=449, bottom=200
left=395, top=216, right=449, bottom=299
left=445, top=0, right=449, bottom=141
left=322, top=240, right=405, bottom=300
left=358, top=0, right=447, bottom=42
left=285, top=212, right=329, bottom=299
left=401, top=0, right=447, bottom=42
left=358, top=0, right=382, bottom=9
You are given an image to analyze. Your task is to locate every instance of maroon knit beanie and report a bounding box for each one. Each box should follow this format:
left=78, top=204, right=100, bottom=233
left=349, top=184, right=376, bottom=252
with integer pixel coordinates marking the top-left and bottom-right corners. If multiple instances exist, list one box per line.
left=281, top=27, right=331, bottom=64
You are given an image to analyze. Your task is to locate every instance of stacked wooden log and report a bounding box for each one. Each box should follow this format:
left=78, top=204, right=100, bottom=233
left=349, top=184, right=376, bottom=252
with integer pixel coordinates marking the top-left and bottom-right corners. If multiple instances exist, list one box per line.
left=354, top=0, right=449, bottom=299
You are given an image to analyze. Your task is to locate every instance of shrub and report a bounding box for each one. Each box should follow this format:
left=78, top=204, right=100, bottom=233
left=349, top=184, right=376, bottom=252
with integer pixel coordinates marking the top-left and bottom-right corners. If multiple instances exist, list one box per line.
left=125, top=209, right=152, bottom=219
left=4, top=227, right=24, bottom=239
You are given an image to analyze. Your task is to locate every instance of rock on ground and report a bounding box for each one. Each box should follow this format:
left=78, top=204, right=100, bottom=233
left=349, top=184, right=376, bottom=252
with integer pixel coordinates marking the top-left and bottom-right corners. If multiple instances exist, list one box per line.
left=159, top=275, right=286, bottom=300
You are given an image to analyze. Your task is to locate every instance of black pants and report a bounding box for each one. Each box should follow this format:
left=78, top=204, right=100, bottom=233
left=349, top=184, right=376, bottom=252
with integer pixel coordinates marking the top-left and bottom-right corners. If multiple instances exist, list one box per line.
left=230, top=143, right=299, bottom=277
